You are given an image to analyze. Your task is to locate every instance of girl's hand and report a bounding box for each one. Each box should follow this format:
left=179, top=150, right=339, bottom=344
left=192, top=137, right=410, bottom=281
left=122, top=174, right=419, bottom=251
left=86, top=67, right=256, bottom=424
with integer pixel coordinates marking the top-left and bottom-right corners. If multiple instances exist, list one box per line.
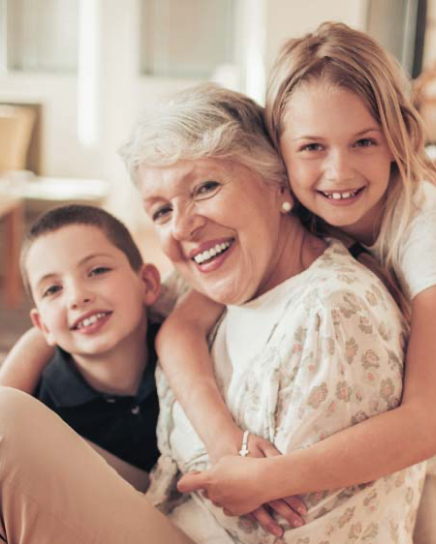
left=178, top=454, right=306, bottom=536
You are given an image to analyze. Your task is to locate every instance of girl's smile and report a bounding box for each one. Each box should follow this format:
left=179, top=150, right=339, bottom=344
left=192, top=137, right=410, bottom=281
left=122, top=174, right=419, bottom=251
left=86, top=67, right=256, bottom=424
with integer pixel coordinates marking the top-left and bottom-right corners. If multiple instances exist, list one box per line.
left=279, top=83, right=394, bottom=244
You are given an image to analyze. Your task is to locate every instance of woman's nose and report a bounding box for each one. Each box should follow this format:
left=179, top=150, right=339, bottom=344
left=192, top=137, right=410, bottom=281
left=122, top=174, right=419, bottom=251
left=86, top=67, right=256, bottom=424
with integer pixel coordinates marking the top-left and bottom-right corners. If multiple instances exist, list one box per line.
left=171, top=206, right=205, bottom=241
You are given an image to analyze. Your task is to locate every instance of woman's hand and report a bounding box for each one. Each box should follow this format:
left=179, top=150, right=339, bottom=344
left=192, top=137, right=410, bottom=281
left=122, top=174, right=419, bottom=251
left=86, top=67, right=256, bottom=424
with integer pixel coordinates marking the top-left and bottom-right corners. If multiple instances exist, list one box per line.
left=178, top=444, right=306, bottom=536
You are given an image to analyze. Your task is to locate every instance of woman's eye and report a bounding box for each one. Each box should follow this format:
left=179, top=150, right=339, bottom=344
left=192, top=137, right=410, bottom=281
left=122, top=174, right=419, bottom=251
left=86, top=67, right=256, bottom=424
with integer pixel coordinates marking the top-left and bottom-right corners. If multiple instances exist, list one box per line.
left=89, top=266, right=110, bottom=277
left=355, top=138, right=376, bottom=148
left=300, top=143, right=323, bottom=152
left=193, top=181, right=221, bottom=200
left=152, top=205, right=172, bottom=223
left=42, top=285, right=61, bottom=298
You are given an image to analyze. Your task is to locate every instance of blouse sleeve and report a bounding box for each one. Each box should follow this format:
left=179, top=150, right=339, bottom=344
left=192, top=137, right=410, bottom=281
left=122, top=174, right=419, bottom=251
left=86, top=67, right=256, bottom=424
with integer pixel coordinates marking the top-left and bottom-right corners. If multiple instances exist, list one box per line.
left=398, top=209, right=436, bottom=299
left=273, top=287, right=405, bottom=454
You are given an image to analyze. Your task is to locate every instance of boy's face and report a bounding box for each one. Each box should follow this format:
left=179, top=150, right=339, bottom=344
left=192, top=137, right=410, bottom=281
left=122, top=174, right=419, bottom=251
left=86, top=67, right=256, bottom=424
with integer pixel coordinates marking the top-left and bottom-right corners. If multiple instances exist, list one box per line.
left=26, top=225, right=160, bottom=358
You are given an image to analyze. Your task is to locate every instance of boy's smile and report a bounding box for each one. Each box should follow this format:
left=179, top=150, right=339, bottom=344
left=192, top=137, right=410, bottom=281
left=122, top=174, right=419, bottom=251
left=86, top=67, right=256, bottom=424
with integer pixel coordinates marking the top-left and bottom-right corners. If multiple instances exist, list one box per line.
left=26, top=225, right=158, bottom=361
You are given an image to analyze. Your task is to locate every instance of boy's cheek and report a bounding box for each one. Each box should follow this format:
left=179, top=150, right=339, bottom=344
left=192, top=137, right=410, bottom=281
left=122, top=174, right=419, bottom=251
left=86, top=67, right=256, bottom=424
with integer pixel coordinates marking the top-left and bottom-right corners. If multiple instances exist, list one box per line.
left=30, top=309, right=58, bottom=346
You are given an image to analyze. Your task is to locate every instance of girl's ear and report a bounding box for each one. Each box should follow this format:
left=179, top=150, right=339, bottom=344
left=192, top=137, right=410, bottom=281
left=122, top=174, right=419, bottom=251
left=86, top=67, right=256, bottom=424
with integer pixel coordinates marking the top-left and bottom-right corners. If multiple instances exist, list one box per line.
left=30, top=309, right=57, bottom=346
left=139, top=264, right=161, bottom=306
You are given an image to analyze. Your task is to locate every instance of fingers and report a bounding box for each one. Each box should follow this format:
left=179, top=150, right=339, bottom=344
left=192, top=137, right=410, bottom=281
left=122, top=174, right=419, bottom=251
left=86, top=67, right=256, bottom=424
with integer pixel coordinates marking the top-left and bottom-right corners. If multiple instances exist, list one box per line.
left=177, top=471, right=208, bottom=493
left=257, top=441, right=281, bottom=457
left=282, top=495, right=307, bottom=516
left=248, top=435, right=281, bottom=458
left=267, top=499, right=305, bottom=529
left=251, top=507, right=284, bottom=538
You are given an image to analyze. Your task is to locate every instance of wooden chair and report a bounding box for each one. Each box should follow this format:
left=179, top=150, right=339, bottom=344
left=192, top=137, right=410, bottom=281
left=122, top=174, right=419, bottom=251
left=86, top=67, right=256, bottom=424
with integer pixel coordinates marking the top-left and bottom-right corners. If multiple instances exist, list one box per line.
left=0, top=105, right=36, bottom=173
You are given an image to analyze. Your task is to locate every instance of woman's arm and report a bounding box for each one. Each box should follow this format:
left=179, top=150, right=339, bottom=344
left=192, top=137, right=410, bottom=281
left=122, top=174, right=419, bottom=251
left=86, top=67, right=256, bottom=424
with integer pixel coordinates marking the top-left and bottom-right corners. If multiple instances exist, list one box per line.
left=156, top=290, right=243, bottom=461
left=0, top=327, right=55, bottom=392
left=157, top=290, right=307, bottom=534
left=179, top=286, right=436, bottom=513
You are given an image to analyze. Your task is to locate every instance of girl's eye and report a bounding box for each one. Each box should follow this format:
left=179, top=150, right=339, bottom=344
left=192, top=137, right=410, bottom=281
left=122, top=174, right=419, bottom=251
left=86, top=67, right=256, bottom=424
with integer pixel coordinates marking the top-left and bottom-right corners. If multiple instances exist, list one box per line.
left=300, top=143, right=323, bottom=152
left=193, top=181, right=221, bottom=200
left=152, top=205, right=172, bottom=223
left=42, top=285, right=62, bottom=298
left=89, top=266, right=110, bottom=277
left=355, top=138, right=376, bottom=148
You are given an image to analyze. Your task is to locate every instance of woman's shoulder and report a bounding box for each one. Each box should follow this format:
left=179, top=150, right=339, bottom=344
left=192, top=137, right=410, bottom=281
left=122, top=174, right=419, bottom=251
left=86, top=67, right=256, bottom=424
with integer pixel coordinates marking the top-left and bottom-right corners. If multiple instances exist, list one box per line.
left=291, top=241, right=402, bottom=320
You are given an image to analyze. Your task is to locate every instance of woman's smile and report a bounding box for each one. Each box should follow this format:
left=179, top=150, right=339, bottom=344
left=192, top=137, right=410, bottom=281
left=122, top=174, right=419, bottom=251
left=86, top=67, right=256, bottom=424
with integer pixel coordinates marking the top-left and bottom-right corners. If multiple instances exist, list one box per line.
left=190, top=238, right=235, bottom=269
left=139, top=158, right=288, bottom=305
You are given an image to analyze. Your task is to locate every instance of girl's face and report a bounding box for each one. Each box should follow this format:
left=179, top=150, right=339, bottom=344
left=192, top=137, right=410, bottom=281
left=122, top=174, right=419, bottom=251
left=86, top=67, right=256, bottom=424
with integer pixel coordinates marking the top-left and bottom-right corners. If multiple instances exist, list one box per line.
left=279, top=82, right=394, bottom=244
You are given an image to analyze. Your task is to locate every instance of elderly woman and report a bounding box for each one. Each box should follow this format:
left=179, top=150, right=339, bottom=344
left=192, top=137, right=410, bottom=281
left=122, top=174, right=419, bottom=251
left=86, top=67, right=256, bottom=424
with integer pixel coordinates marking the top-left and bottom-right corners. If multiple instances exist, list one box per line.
left=0, top=84, right=425, bottom=543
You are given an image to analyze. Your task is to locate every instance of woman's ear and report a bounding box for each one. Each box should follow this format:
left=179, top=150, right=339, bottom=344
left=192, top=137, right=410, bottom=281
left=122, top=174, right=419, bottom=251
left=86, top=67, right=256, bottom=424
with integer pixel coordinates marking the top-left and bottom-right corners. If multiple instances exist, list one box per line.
left=30, top=309, right=57, bottom=346
left=280, top=186, right=295, bottom=213
left=139, top=264, right=161, bottom=306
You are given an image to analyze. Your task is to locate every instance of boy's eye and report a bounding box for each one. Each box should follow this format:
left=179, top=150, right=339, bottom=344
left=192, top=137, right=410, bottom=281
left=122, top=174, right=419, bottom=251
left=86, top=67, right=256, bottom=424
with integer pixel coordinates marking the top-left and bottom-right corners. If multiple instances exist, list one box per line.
left=152, top=204, right=173, bottom=223
left=89, top=266, right=110, bottom=277
left=355, top=138, right=376, bottom=148
left=192, top=181, right=221, bottom=200
left=42, top=285, right=62, bottom=298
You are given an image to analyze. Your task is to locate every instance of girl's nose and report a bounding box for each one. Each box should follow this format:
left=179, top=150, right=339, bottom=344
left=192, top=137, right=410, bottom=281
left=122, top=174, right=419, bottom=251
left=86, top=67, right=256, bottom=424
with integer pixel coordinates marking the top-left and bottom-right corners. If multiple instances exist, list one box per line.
left=325, top=149, right=354, bottom=182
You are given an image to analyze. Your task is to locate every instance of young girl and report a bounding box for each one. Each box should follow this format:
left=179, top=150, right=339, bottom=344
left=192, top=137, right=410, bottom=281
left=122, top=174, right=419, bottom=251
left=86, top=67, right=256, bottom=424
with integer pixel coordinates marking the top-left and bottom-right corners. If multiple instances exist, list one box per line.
left=2, top=20, right=436, bottom=540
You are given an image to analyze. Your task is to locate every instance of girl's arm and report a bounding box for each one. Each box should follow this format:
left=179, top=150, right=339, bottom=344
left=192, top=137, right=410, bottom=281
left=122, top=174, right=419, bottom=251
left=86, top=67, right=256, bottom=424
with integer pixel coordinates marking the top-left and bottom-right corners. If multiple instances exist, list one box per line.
left=178, top=286, right=436, bottom=514
left=156, top=290, right=243, bottom=462
left=0, top=327, right=55, bottom=392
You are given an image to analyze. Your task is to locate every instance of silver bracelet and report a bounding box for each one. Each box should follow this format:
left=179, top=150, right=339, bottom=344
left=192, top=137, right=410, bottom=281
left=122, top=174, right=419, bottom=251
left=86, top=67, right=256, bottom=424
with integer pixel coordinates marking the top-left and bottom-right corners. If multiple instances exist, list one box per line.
left=238, top=430, right=250, bottom=457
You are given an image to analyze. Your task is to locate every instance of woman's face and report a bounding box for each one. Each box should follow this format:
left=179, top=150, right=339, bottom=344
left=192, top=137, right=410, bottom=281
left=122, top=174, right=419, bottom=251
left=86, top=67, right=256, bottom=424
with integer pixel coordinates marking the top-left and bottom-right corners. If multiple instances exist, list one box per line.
left=139, top=158, right=286, bottom=305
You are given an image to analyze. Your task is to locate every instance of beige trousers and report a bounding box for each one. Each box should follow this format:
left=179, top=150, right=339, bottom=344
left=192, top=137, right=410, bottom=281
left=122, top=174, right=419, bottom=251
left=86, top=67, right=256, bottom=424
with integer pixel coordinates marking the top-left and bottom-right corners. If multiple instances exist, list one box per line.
left=414, top=470, right=436, bottom=544
left=0, top=387, right=194, bottom=544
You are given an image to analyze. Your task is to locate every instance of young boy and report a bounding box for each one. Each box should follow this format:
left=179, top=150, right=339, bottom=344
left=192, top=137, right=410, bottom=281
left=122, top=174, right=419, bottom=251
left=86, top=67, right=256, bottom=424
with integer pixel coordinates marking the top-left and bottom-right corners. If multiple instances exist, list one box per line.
left=18, top=204, right=162, bottom=489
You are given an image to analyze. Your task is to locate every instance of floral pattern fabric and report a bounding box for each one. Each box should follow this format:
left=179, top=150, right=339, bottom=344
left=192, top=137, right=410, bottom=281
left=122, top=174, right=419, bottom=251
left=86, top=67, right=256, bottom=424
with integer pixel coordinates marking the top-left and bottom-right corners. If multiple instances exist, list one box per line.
left=148, top=241, right=425, bottom=544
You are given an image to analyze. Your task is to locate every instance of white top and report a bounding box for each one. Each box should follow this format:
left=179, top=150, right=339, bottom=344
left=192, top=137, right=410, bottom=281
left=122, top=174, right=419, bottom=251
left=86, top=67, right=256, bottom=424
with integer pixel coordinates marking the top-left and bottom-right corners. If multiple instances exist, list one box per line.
left=370, top=181, right=436, bottom=299
left=148, top=241, right=425, bottom=544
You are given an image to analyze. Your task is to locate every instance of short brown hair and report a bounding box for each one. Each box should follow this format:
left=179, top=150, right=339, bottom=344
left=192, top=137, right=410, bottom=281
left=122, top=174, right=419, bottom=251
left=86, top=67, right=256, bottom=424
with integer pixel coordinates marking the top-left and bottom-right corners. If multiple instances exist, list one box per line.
left=21, top=204, right=143, bottom=296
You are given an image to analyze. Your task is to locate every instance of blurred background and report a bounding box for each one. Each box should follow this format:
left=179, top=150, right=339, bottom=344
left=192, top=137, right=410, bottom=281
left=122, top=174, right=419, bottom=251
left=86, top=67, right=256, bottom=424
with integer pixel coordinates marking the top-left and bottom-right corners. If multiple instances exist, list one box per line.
left=1, top=0, right=436, bottom=358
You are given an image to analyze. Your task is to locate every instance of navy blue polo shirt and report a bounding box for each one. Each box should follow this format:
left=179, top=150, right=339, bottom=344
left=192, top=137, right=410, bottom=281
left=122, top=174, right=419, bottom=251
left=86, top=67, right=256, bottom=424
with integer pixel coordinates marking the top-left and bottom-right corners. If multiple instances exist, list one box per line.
left=35, top=323, right=160, bottom=472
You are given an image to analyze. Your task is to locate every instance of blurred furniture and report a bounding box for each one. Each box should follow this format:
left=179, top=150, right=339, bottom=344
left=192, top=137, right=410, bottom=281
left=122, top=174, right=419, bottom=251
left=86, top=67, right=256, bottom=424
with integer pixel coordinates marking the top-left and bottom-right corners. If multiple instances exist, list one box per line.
left=0, top=105, right=37, bottom=173
left=5, top=174, right=110, bottom=205
left=414, top=61, right=436, bottom=143
left=0, top=193, right=24, bottom=308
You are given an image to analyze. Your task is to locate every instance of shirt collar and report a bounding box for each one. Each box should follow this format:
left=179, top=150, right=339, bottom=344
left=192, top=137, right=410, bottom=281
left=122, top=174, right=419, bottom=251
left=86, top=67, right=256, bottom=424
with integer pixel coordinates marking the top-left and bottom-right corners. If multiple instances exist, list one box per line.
left=40, top=321, right=160, bottom=408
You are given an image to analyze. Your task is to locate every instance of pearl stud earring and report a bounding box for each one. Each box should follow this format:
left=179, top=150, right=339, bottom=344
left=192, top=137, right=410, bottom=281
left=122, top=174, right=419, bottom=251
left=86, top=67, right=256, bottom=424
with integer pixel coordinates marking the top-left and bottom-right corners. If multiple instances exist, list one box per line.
left=281, top=201, right=292, bottom=213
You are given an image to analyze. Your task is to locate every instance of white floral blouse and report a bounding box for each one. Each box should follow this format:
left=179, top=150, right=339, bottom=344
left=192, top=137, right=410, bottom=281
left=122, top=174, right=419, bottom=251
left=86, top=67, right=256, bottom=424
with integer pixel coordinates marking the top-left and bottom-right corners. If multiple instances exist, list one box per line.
left=148, top=240, right=425, bottom=544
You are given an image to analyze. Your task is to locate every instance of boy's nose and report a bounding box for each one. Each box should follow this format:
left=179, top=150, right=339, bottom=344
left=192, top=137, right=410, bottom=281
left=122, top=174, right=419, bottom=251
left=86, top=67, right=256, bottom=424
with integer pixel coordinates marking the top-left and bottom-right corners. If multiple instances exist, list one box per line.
left=67, top=284, right=94, bottom=309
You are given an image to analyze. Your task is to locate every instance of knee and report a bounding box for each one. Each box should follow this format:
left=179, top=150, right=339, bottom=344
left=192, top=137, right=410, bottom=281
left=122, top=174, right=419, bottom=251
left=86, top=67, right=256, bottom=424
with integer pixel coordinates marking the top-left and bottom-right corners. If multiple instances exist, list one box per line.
left=0, top=386, right=44, bottom=439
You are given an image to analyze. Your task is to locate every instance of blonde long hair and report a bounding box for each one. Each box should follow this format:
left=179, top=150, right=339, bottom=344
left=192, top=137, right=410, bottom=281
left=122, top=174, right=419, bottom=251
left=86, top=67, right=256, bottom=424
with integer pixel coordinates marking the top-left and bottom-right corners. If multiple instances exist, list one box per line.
left=265, top=22, right=435, bottom=315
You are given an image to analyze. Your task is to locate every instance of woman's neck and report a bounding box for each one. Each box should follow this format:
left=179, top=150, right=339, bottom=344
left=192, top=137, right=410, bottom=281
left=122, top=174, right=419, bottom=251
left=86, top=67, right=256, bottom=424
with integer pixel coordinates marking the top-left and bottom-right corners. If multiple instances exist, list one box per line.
left=258, top=217, right=327, bottom=297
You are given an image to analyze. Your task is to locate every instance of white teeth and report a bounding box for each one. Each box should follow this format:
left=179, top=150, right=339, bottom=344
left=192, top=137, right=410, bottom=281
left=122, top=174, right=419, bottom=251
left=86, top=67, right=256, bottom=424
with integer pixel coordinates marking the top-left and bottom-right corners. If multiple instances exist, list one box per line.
left=77, top=312, right=107, bottom=329
left=193, top=241, right=232, bottom=264
left=322, top=189, right=359, bottom=200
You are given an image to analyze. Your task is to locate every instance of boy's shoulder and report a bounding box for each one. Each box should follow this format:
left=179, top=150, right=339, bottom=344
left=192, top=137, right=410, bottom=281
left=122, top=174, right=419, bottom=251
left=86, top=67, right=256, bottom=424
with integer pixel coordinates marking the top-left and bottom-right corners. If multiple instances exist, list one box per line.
left=36, top=347, right=97, bottom=407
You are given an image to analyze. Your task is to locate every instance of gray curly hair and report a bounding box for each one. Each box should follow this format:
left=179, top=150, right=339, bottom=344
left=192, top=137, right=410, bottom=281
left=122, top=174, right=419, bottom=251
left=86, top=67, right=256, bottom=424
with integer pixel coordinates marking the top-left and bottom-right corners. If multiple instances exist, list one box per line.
left=119, top=82, right=288, bottom=189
